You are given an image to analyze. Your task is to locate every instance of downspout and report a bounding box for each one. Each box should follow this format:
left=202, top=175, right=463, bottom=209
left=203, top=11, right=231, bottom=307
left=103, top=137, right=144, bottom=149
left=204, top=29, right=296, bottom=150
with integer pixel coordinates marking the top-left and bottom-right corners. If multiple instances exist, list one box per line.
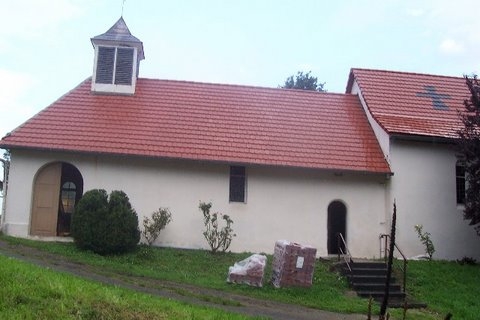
left=0, top=158, right=9, bottom=232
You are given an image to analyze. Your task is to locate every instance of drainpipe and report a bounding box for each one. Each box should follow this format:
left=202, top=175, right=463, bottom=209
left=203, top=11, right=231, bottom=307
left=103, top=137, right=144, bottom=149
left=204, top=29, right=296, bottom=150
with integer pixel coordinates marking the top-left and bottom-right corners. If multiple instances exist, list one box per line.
left=0, top=158, right=8, bottom=231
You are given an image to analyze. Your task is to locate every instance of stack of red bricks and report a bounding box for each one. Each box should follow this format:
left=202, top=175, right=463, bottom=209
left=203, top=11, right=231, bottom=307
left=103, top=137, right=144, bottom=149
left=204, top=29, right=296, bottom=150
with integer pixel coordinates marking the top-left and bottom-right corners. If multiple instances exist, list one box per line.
left=271, top=240, right=317, bottom=288
left=227, top=254, right=267, bottom=287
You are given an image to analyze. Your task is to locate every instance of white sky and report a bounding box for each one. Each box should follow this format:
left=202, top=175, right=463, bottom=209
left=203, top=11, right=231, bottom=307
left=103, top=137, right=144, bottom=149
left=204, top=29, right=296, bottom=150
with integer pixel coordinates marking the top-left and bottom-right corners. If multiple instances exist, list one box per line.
left=0, top=0, right=478, bottom=143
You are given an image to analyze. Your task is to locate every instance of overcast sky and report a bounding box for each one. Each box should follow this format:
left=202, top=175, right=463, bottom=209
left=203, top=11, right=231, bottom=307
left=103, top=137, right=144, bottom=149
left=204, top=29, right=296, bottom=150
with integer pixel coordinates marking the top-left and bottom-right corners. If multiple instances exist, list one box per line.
left=0, top=0, right=478, bottom=143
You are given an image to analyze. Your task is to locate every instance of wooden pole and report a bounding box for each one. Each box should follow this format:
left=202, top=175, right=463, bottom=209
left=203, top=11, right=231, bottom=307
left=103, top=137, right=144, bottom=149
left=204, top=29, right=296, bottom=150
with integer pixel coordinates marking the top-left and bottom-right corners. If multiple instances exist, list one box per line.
left=380, top=201, right=397, bottom=319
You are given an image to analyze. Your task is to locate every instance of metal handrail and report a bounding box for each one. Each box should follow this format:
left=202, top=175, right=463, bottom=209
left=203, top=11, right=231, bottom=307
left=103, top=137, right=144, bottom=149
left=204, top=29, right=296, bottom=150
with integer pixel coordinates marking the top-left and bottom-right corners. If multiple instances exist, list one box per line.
left=379, top=234, right=407, bottom=293
left=337, top=233, right=353, bottom=272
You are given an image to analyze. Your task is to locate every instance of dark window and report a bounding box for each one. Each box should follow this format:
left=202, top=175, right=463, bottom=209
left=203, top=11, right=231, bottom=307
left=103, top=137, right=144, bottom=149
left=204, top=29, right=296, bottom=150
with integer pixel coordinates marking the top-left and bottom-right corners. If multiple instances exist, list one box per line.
left=95, top=47, right=115, bottom=84
left=456, top=161, right=466, bottom=205
left=115, top=47, right=134, bottom=85
left=95, top=46, right=134, bottom=85
left=229, top=166, right=246, bottom=202
left=61, top=182, right=77, bottom=214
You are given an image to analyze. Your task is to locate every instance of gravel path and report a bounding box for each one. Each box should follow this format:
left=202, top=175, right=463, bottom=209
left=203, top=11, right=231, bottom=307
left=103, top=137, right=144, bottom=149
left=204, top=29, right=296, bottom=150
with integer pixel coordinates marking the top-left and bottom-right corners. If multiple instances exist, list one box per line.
left=0, top=239, right=366, bottom=320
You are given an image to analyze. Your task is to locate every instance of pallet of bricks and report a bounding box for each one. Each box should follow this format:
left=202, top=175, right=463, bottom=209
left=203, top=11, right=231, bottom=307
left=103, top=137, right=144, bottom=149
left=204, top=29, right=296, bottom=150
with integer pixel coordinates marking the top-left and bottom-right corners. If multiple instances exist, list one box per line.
left=271, top=240, right=317, bottom=288
left=227, top=254, right=267, bottom=287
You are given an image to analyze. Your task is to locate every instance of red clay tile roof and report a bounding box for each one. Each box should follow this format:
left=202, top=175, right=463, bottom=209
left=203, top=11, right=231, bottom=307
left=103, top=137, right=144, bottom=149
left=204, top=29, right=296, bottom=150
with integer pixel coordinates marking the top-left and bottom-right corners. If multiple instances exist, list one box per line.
left=347, top=68, right=470, bottom=139
left=0, top=78, right=390, bottom=173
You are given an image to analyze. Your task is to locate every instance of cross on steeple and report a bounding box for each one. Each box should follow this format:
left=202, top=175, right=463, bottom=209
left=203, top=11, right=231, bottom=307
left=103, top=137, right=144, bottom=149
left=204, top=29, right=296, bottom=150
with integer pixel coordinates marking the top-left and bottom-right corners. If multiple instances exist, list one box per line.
left=416, top=85, right=451, bottom=110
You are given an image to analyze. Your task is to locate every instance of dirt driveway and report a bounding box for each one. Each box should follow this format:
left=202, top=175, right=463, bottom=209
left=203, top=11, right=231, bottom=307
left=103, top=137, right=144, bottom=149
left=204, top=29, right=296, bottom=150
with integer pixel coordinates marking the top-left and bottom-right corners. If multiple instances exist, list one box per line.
left=0, top=239, right=365, bottom=320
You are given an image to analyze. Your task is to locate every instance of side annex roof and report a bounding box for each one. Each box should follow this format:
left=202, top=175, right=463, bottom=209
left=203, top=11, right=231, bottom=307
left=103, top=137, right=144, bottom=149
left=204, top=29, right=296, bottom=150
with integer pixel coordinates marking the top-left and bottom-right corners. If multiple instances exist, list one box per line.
left=347, top=68, right=470, bottom=139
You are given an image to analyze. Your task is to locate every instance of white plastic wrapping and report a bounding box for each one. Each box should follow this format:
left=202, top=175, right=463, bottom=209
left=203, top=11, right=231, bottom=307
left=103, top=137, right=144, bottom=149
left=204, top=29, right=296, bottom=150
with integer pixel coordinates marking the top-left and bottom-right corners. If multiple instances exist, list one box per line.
left=227, top=254, right=267, bottom=287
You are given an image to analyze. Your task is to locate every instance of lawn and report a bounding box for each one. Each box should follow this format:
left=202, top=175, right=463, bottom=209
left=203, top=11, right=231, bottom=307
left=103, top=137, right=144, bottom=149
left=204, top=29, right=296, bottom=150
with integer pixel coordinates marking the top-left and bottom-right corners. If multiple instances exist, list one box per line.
left=1, top=235, right=479, bottom=319
left=0, top=254, right=264, bottom=320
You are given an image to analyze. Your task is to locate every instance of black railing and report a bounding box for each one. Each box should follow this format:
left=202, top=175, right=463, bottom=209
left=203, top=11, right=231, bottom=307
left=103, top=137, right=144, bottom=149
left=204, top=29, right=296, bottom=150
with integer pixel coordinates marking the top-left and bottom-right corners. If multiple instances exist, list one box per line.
left=379, top=234, right=407, bottom=293
left=337, top=233, right=353, bottom=272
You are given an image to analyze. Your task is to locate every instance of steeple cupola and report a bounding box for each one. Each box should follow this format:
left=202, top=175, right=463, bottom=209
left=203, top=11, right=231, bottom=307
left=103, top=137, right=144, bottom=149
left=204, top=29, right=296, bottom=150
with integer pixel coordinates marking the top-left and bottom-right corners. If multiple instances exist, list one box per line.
left=91, top=17, right=144, bottom=95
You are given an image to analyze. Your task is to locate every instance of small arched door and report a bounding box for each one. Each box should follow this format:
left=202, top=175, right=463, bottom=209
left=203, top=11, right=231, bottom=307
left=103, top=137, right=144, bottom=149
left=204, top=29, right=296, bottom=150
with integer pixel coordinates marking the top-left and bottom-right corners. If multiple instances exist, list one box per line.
left=31, top=162, right=83, bottom=236
left=327, top=201, right=347, bottom=255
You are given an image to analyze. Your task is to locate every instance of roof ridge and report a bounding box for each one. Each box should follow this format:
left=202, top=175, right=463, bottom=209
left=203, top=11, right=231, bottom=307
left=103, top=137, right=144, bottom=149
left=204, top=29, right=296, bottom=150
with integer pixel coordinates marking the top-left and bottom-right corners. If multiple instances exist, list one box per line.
left=351, top=67, right=466, bottom=80
left=137, top=77, right=354, bottom=96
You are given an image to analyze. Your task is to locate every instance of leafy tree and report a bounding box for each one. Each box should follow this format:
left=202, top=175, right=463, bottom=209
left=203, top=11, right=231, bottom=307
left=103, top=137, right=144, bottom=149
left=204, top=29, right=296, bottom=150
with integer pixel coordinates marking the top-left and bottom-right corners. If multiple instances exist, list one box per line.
left=414, top=224, right=435, bottom=259
left=281, top=71, right=326, bottom=92
left=457, top=75, right=480, bottom=235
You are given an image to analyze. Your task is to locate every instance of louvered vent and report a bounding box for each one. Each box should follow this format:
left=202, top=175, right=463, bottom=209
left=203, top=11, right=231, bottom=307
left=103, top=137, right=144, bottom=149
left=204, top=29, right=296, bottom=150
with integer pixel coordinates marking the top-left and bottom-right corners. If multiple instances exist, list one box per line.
left=91, top=18, right=143, bottom=94
left=95, top=47, right=115, bottom=84
left=114, top=47, right=134, bottom=85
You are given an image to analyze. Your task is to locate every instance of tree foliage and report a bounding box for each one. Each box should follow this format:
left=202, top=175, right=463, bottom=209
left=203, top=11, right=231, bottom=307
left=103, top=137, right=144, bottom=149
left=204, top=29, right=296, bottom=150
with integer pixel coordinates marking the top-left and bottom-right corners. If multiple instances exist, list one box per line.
left=281, top=71, right=325, bottom=92
left=457, top=75, right=480, bottom=235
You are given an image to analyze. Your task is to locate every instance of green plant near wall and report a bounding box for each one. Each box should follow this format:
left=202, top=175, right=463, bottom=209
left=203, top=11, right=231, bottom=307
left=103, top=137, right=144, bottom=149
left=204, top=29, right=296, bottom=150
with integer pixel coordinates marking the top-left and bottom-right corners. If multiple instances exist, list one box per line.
left=414, top=224, right=435, bottom=260
left=142, top=207, right=172, bottom=245
left=199, top=202, right=236, bottom=253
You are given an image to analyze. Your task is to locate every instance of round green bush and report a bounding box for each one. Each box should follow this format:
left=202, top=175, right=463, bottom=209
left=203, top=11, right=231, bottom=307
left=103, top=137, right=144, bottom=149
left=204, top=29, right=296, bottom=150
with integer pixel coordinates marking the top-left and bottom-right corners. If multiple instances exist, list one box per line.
left=71, top=189, right=140, bottom=255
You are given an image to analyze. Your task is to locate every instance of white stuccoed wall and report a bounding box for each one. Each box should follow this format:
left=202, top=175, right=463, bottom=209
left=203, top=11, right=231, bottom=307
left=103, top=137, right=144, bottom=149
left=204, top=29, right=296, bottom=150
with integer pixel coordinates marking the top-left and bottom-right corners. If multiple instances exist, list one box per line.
left=350, top=78, right=479, bottom=261
left=3, top=149, right=389, bottom=257
left=389, top=139, right=479, bottom=260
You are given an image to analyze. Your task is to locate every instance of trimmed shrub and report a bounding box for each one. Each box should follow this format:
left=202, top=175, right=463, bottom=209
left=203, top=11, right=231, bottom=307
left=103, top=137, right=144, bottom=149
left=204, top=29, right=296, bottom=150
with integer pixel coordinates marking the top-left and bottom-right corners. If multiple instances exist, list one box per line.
left=72, top=189, right=140, bottom=255
left=71, top=189, right=108, bottom=253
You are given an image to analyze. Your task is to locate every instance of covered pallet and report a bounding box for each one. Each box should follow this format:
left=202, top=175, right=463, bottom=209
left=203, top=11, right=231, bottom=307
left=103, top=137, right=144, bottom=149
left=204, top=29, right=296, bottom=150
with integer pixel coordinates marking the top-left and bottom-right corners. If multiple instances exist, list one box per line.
left=271, top=240, right=317, bottom=288
left=227, top=254, right=267, bottom=287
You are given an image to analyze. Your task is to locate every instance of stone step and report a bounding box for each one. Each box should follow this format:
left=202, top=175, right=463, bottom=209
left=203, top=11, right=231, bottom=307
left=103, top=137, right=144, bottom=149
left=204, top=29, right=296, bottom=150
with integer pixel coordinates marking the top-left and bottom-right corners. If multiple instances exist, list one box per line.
left=357, top=290, right=406, bottom=300
left=347, top=274, right=396, bottom=283
left=352, top=282, right=402, bottom=292
left=349, top=267, right=388, bottom=276
left=340, top=259, right=427, bottom=309
left=351, top=262, right=387, bottom=269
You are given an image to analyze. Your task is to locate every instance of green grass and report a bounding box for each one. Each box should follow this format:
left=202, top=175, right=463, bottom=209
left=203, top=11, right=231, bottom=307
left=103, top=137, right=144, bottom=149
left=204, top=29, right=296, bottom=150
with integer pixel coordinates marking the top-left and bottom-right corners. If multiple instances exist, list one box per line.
left=405, top=260, right=480, bottom=319
left=0, top=255, right=262, bottom=320
left=0, top=236, right=369, bottom=314
left=2, top=235, right=479, bottom=319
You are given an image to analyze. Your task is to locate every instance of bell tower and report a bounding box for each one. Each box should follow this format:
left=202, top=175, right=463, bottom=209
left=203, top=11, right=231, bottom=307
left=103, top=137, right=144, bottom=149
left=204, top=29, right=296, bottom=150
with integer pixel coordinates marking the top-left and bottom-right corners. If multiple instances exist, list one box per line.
left=91, top=17, right=144, bottom=95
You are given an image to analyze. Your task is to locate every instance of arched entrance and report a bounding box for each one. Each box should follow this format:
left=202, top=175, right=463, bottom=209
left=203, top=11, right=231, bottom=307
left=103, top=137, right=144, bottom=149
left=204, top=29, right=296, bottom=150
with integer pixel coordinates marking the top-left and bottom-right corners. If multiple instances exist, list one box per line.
left=31, top=162, right=83, bottom=236
left=327, top=200, right=347, bottom=255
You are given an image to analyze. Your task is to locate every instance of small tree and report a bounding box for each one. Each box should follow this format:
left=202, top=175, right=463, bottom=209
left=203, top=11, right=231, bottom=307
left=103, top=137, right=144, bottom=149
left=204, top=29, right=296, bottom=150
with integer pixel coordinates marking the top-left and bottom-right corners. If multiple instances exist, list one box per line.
left=414, top=224, right=435, bottom=260
left=457, top=75, right=480, bottom=235
left=199, top=202, right=235, bottom=253
left=142, top=208, right=172, bottom=245
left=281, top=71, right=326, bottom=92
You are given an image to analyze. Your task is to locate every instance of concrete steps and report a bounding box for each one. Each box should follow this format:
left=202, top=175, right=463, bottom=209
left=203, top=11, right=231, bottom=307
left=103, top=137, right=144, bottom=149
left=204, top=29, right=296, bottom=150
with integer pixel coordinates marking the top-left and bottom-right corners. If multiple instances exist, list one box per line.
left=344, top=261, right=406, bottom=307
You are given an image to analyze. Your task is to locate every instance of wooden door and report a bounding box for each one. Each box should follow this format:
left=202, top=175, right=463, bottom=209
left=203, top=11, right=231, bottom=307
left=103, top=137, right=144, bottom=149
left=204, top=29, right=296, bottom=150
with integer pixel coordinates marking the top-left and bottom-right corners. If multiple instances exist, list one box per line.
left=31, top=163, right=62, bottom=236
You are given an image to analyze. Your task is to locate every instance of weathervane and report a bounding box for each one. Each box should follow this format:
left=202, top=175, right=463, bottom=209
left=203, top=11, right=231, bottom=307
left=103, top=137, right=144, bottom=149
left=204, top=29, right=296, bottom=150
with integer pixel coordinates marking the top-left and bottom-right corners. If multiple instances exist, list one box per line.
left=121, top=0, right=126, bottom=17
